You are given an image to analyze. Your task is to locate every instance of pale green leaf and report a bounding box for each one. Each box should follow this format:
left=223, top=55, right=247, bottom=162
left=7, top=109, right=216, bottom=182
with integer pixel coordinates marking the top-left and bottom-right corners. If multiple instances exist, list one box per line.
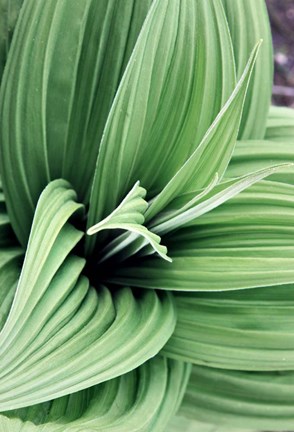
left=110, top=181, right=294, bottom=291
left=86, top=0, right=235, bottom=254
left=265, top=105, right=294, bottom=142
left=227, top=139, right=294, bottom=185
left=151, top=164, right=290, bottom=235
left=87, top=182, right=171, bottom=262
left=221, top=0, right=273, bottom=139
left=0, top=181, right=176, bottom=409
left=163, top=284, right=294, bottom=370
left=0, top=0, right=23, bottom=80
left=0, top=248, right=23, bottom=331
left=179, top=365, right=294, bottom=430
left=145, top=41, right=261, bottom=222
left=0, top=357, right=189, bottom=431
left=0, top=0, right=152, bottom=246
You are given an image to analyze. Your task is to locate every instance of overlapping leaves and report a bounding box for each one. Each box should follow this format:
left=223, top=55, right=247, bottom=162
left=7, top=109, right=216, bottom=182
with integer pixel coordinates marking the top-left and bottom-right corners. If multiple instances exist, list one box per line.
left=0, top=0, right=293, bottom=431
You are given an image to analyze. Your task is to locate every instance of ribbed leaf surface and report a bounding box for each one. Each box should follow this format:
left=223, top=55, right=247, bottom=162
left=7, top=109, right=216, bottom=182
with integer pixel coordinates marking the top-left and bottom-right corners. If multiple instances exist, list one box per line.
left=0, top=180, right=176, bottom=409
left=265, top=105, right=294, bottom=142
left=228, top=139, right=294, bottom=185
left=0, top=0, right=23, bottom=80
left=221, top=0, right=273, bottom=139
left=111, top=181, right=294, bottom=291
left=87, top=0, right=235, bottom=253
left=180, top=365, right=294, bottom=430
left=0, top=357, right=190, bottom=431
left=0, top=0, right=152, bottom=246
left=88, top=182, right=170, bottom=262
left=163, top=284, right=294, bottom=370
left=0, top=248, right=23, bottom=331
left=145, top=42, right=260, bottom=222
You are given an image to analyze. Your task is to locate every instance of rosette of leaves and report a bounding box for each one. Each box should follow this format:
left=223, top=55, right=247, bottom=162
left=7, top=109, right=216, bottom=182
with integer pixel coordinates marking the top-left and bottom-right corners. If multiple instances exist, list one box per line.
left=0, top=0, right=293, bottom=431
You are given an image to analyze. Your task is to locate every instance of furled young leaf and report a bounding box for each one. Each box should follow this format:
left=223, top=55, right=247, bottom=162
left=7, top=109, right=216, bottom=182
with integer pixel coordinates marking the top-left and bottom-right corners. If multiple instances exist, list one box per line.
left=0, top=0, right=23, bottom=80
left=86, top=0, right=236, bottom=254
left=88, top=182, right=171, bottom=262
left=180, top=365, right=294, bottom=430
left=265, top=105, right=294, bottom=142
left=0, top=357, right=190, bottom=431
left=110, top=181, right=294, bottom=291
left=0, top=0, right=153, bottom=246
left=221, top=0, right=273, bottom=139
left=163, top=284, right=294, bottom=370
left=145, top=41, right=260, bottom=223
left=151, top=164, right=289, bottom=236
left=105, top=42, right=264, bottom=263
left=0, top=181, right=176, bottom=410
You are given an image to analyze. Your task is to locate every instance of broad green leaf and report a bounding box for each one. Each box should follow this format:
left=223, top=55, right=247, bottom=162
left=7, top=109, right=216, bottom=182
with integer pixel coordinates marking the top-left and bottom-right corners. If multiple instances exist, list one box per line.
left=0, top=0, right=152, bottom=246
left=110, top=181, right=294, bottom=291
left=151, top=164, right=289, bottom=236
left=0, top=248, right=23, bottom=331
left=221, top=0, right=273, bottom=139
left=0, top=0, right=23, bottom=80
left=0, top=357, right=189, bottom=431
left=86, top=0, right=236, bottom=254
left=265, top=105, right=294, bottom=142
left=168, top=416, right=253, bottom=432
left=179, top=365, right=294, bottom=430
left=114, top=42, right=263, bottom=261
left=227, top=139, right=294, bottom=185
left=0, top=181, right=176, bottom=409
left=120, top=164, right=288, bottom=260
left=88, top=182, right=171, bottom=262
left=163, top=284, right=294, bottom=371
left=145, top=42, right=261, bottom=223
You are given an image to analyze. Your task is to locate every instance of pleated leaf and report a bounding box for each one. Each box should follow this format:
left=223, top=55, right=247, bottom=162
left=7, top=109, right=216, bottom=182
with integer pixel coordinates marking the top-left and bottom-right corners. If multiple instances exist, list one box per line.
left=0, top=0, right=23, bottom=80
left=151, top=164, right=288, bottom=236
left=265, top=105, right=294, bottom=142
left=0, top=0, right=153, bottom=246
left=0, top=180, right=176, bottom=409
left=110, top=181, right=294, bottom=291
left=0, top=248, right=23, bottom=331
left=227, top=139, right=294, bottom=185
left=86, top=0, right=236, bottom=253
left=163, top=284, right=294, bottom=370
left=145, top=41, right=260, bottom=222
left=221, top=0, right=273, bottom=139
left=88, top=182, right=171, bottom=262
left=180, top=365, right=294, bottom=430
left=112, top=42, right=264, bottom=261
left=0, top=357, right=190, bottom=431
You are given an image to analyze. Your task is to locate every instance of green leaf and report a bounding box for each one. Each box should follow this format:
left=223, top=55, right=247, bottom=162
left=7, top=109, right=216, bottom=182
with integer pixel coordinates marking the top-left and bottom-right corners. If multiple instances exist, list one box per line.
left=0, top=0, right=23, bottom=80
left=179, top=365, right=294, bottom=430
left=265, top=105, right=294, bottom=142
left=221, top=0, right=273, bottom=139
left=110, top=181, right=294, bottom=291
left=0, top=0, right=152, bottom=246
left=163, top=284, right=294, bottom=370
left=86, top=0, right=236, bottom=254
left=145, top=41, right=261, bottom=223
left=151, top=164, right=290, bottom=236
left=0, top=248, right=23, bottom=331
left=0, top=357, right=190, bottom=431
left=87, top=181, right=171, bottom=262
left=0, top=181, right=176, bottom=409
left=227, top=139, right=294, bottom=185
